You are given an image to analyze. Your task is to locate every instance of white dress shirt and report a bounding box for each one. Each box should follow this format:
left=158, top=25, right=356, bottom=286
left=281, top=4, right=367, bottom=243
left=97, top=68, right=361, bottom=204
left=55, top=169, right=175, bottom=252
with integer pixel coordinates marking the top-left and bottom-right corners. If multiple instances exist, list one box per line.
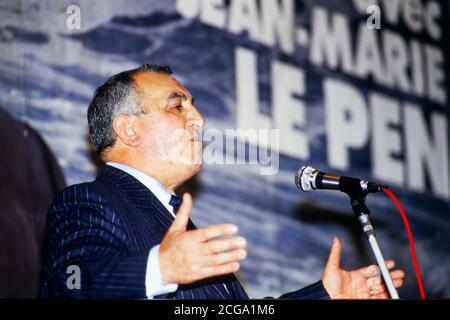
left=106, top=162, right=178, bottom=298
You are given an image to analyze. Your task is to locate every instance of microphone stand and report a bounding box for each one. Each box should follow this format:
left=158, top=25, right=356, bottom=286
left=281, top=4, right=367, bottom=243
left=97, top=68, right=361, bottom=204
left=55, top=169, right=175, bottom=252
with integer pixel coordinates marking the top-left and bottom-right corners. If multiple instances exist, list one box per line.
left=347, top=189, right=400, bottom=299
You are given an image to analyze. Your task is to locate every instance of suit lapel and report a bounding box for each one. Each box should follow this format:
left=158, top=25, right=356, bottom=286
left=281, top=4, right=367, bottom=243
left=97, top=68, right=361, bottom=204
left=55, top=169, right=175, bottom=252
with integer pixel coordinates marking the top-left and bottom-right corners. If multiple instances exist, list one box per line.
left=97, top=165, right=246, bottom=299
left=98, top=165, right=174, bottom=228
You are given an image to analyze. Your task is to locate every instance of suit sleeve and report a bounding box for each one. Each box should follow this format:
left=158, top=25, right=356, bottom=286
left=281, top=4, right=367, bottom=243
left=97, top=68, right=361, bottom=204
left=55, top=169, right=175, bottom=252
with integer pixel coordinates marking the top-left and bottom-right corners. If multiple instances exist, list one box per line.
left=39, top=184, right=149, bottom=299
left=261, top=281, right=330, bottom=300
left=264, top=281, right=330, bottom=300
left=276, top=281, right=330, bottom=299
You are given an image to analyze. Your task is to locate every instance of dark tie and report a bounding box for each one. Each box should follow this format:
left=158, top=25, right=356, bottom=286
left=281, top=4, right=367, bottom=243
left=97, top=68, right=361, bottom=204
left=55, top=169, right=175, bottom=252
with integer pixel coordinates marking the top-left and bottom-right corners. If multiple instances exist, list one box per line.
left=169, top=195, right=181, bottom=215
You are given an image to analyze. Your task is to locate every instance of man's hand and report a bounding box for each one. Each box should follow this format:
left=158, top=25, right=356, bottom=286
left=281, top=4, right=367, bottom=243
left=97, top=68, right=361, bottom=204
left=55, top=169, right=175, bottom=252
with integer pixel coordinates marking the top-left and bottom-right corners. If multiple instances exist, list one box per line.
left=159, top=193, right=247, bottom=285
left=322, top=237, right=405, bottom=299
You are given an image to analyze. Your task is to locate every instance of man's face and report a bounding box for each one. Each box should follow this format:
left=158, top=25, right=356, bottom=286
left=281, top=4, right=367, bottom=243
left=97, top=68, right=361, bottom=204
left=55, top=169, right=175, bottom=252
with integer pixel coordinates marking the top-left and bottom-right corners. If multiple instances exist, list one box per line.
left=132, top=71, right=205, bottom=174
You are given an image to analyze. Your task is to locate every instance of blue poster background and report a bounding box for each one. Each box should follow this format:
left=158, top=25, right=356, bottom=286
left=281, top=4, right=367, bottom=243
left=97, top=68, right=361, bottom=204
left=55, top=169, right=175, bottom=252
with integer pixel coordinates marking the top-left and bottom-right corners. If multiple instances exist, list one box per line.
left=0, top=0, right=449, bottom=298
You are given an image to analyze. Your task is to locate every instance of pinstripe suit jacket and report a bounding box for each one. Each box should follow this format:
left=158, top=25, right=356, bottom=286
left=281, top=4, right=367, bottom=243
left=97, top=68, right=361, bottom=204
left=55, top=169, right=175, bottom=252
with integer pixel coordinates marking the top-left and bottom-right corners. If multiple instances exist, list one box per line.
left=39, top=165, right=329, bottom=299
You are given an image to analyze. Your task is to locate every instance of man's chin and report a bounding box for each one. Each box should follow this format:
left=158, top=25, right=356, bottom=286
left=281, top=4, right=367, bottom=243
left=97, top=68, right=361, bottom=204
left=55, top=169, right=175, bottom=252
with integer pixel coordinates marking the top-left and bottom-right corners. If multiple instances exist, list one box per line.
left=174, top=156, right=203, bottom=173
left=174, top=161, right=202, bottom=184
left=193, top=161, right=203, bottom=172
left=186, top=159, right=203, bottom=173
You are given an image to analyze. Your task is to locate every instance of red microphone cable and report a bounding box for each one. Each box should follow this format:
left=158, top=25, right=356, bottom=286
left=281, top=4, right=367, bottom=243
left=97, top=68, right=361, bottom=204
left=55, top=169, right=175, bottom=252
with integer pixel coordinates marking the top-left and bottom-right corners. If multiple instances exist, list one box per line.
left=382, top=187, right=426, bottom=299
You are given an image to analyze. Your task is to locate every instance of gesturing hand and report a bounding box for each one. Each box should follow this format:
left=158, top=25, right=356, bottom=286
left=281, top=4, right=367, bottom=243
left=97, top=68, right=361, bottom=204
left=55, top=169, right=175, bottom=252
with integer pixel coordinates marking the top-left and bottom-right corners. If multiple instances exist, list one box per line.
left=321, top=237, right=405, bottom=299
left=159, top=193, right=247, bottom=285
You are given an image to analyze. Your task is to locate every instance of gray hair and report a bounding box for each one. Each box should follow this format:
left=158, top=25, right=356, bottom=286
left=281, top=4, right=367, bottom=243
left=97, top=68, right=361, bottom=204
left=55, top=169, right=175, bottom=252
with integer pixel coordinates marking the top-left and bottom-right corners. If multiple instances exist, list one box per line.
left=87, top=64, right=172, bottom=156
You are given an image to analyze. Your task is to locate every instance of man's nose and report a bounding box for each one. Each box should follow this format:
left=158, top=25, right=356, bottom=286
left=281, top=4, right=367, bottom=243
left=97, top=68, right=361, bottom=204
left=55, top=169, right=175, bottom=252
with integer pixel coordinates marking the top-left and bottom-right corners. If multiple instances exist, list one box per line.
left=188, top=107, right=205, bottom=129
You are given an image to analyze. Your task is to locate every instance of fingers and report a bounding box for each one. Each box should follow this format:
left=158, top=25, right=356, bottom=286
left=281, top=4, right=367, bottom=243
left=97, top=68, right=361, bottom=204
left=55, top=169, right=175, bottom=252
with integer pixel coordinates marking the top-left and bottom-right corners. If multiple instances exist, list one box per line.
left=361, top=261, right=404, bottom=299
left=202, top=236, right=247, bottom=255
left=370, top=283, right=386, bottom=296
left=367, top=275, right=382, bottom=287
left=390, top=269, right=405, bottom=280
left=161, top=196, right=250, bottom=285
left=191, top=224, right=238, bottom=242
left=372, top=292, right=388, bottom=299
left=201, top=262, right=241, bottom=279
left=361, top=264, right=380, bottom=278
left=367, top=272, right=404, bottom=300
left=361, top=260, right=400, bottom=277
left=385, top=259, right=395, bottom=269
left=393, top=278, right=403, bottom=288
left=169, top=193, right=193, bottom=232
left=369, top=278, right=403, bottom=299
left=325, top=237, right=342, bottom=268
left=367, top=270, right=404, bottom=285
left=205, top=248, right=247, bottom=266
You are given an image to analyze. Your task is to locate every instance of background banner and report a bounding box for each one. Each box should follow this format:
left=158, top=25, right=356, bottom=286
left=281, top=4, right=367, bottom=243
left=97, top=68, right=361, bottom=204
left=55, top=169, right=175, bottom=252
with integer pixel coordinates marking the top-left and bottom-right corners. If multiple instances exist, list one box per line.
left=0, top=0, right=449, bottom=298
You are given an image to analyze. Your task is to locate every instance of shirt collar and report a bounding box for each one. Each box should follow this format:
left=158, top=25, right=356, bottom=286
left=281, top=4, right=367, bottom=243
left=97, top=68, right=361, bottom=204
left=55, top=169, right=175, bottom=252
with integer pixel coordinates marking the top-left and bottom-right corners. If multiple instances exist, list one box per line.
left=106, top=162, right=176, bottom=217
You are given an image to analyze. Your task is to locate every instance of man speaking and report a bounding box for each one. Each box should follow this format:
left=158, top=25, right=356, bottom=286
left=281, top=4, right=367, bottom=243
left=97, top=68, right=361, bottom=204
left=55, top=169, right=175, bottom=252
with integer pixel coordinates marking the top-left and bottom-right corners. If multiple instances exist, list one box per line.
left=39, top=64, right=404, bottom=299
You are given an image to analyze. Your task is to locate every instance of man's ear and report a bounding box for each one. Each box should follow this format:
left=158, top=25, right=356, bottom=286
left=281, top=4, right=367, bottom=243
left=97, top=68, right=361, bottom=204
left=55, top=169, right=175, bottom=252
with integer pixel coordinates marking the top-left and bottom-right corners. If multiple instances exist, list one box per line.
left=112, top=115, right=141, bottom=147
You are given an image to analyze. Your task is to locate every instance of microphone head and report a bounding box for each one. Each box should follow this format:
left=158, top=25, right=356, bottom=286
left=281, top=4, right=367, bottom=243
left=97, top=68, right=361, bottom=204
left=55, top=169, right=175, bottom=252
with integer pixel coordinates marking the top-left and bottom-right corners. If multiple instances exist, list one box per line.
left=295, top=166, right=319, bottom=192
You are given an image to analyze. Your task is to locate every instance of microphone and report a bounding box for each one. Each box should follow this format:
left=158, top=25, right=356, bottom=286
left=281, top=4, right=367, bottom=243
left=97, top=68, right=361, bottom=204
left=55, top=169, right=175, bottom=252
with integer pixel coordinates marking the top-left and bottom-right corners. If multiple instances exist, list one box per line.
left=295, top=166, right=384, bottom=194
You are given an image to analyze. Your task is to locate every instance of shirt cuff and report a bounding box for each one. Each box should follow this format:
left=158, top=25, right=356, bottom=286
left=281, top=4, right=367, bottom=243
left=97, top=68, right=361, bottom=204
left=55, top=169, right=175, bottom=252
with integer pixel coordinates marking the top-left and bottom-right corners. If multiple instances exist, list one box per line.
left=145, top=244, right=178, bottom=298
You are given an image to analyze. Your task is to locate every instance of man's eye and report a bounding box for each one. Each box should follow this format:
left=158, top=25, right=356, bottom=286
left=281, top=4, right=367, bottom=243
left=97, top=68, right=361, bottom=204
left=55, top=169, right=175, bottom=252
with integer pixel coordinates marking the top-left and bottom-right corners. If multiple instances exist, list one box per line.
left=172, top=105, right=183, bottom=110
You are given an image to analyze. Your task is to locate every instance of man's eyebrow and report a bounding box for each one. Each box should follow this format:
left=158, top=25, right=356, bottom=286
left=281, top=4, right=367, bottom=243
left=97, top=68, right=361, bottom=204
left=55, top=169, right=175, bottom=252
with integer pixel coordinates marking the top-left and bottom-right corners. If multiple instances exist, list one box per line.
left=166, top=91, right=187, bottom=101
left=165, top=91, right=195, bottom=105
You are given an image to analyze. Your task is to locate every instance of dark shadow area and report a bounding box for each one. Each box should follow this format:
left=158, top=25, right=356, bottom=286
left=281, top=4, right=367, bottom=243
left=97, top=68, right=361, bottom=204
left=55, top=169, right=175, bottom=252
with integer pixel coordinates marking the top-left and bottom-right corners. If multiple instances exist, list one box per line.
left=176, top=173, right=202, bottom=200
left=0, top=106, right=66, bottom=298
left=292, top=201, right=388, bottom=266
